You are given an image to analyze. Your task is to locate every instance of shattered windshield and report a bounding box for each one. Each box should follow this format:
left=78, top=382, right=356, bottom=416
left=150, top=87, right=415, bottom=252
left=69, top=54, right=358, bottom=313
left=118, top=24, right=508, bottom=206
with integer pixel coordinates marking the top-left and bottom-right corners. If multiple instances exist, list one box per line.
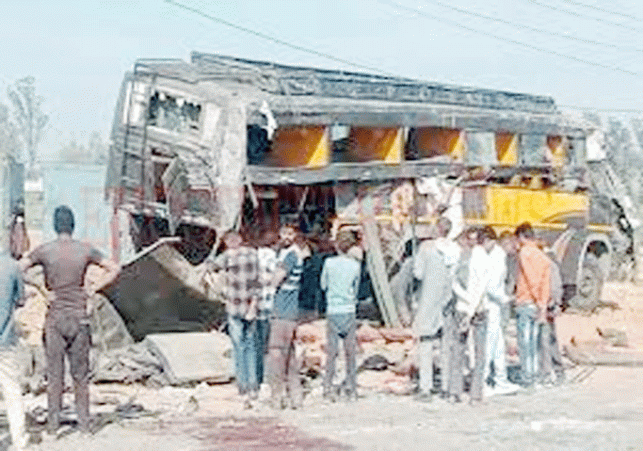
left=147, top=90, right=201, bottom=133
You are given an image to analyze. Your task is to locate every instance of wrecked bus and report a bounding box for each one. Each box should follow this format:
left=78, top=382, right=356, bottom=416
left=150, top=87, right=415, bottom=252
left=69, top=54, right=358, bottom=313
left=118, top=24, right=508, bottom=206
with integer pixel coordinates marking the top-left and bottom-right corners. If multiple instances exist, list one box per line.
left=105, top=52, right=634, bottom=323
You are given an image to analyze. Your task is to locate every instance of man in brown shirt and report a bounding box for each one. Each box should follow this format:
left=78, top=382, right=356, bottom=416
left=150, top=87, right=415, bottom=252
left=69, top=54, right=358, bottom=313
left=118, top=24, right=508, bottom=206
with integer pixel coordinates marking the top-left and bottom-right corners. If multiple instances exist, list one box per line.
left=23, top=205, right=118, bottom=434
left=514, top=222, right=550, bottom=387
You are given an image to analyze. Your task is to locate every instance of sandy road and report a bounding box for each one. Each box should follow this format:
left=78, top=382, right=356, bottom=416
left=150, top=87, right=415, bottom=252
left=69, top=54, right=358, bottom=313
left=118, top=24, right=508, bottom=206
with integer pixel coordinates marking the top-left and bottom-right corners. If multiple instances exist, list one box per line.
left=2, top=365, right=638, bottom=451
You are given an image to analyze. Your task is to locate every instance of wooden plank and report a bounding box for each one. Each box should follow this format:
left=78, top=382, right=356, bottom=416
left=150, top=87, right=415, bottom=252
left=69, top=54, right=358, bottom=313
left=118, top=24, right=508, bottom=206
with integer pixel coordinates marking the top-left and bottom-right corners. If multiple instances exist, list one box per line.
left=361, top=195, right=401, bottom=328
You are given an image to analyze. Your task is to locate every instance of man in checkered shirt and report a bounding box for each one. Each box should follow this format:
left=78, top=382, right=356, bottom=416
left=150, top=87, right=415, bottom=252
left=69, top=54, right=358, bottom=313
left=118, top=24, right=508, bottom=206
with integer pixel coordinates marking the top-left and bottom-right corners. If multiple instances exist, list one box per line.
left=211, top=230, right=260, bottom=407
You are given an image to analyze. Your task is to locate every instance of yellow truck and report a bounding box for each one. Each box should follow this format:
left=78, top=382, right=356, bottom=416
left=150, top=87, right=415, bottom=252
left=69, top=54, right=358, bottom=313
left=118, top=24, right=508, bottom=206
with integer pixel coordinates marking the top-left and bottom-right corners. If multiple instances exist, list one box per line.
left=106, top=52, right=634, bottom=320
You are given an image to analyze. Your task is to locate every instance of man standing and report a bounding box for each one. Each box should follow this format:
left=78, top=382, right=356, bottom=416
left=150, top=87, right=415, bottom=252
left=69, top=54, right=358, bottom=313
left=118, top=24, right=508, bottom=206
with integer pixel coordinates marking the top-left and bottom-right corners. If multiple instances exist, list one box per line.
left=22, top=205, right=119, bottom=434
left=453, top=226, right=495, bottom=404
left=267, top=223, right=304, bottom=409
left=412, top=217, right=459, bottom=402
left=539, top=251, right=565, bottom=385
left=320, top=230, right=361, bottom=402
left=0, top=232, right=29, bottom=450
left=484, top=233, right=520, bottom=396
left=514, top=222, right=550, bottom=387
left=444, top=227, right=477, bottom=403
left=211, top=231, right=260, bottom=407
left=256, top=230, right=278, bottom=390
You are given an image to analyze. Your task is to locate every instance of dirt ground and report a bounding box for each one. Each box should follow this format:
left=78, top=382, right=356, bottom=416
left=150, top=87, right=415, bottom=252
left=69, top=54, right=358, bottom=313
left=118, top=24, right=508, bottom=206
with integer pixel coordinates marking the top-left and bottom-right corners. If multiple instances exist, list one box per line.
left=3, top=281, right=643, bottom=451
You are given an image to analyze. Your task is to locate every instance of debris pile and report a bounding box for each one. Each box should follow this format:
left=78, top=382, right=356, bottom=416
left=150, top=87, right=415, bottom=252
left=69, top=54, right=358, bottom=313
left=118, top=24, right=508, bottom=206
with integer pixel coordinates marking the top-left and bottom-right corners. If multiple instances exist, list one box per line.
left=559, top=281, right=643, bottom=366
left=92, top=331, right=233, bottom=386
left=297, top=321, right=417, bottom=395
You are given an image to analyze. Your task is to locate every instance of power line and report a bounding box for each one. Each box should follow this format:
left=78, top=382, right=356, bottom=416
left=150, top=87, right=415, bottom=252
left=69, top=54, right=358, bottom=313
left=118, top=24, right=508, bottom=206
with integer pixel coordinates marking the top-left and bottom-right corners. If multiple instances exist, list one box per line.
left=420, top=0, right=643, bottom=54
left=524, top=0, right=641, bottom=33
left=560, top=0, right=643, bottom=23
left=165, top=0, right=643, bottom=114
left=164, top=0, right=399, bottom=77
left=376, top=0, right=641, bottom=77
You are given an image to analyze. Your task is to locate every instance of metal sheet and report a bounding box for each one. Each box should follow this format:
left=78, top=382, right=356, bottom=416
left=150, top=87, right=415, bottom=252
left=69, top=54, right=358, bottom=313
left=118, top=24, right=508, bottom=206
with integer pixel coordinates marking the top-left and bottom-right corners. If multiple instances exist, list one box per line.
left=99, top=238, right=225, bottom=341
left=144, top=332, right=233, bottom=385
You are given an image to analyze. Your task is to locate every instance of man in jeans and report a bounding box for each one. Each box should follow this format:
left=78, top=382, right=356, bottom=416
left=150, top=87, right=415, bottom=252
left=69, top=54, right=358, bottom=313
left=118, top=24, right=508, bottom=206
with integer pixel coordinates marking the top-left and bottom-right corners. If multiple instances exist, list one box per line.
left=514, top=223, right=550, bottom=387
left=320, top=230, right=361, bottom=401
left=484, top=233, right=520, bottom=396
left=539, top=251, right=565, bottom=385
left=453, top=226, right=496, bottom=405
left=211, top=231, right=260, bottom=408
left=444, top=227, right=477, bottom=403
left=267, top=223, right=303, bottom=409
left=0, top=231, right=29, bottom=450
left=23, top=205, right=119, bottom=434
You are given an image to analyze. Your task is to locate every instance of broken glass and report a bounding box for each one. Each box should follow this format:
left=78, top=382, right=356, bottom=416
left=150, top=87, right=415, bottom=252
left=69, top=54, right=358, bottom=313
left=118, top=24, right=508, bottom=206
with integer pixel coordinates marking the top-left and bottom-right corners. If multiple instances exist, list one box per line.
left=148, top=91, right=202, bottom=133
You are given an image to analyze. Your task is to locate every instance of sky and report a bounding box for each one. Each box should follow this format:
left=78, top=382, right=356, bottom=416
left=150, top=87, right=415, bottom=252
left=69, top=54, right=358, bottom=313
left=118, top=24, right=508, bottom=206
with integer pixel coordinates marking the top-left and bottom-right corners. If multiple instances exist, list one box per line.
left=1, top=0, right=643, bottom=160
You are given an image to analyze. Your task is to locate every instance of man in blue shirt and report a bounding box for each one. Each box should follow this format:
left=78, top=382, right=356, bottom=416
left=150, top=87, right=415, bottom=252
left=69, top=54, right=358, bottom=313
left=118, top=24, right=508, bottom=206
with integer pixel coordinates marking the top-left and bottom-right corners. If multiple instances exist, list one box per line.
left=320, top=230, right=361, bottom=401
left=0, top=237, right=28, bottom=450
left=267, top=223, right=303, bottom=409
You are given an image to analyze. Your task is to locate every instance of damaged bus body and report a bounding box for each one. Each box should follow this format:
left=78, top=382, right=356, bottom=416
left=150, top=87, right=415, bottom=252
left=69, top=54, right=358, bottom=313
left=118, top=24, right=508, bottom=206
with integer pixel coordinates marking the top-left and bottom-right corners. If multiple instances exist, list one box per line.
left=106, top=52, right=635, bottom=321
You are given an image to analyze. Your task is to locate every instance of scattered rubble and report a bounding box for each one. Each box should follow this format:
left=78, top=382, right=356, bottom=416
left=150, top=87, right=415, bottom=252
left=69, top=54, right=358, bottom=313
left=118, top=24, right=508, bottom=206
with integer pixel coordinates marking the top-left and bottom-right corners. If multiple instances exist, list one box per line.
left=92, top=331, right=233, bottom=386
left=296, top=321, right=417, bottom=394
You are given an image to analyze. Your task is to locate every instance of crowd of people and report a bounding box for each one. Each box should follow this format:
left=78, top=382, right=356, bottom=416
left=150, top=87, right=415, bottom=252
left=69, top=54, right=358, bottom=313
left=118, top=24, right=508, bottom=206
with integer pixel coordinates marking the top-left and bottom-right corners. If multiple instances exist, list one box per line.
left=0, top=205, right=567, bottom=449
left=211, top=217, right=566, bottom=410
left=412, top=220, right=565, bottom=405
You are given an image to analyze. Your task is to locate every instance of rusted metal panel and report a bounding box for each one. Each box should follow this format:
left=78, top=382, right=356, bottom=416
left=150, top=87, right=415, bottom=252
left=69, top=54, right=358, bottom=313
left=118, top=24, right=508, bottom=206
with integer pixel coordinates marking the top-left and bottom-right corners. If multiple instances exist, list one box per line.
left=99, top=238, right=225, bottom=341
left=191, top=52, right=556, bottom=114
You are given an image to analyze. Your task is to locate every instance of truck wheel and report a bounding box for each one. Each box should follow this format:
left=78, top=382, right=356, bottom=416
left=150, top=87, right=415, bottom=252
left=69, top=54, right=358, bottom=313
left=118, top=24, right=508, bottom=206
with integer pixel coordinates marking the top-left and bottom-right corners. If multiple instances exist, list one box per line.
left=569, top=255, right=603, bottom=311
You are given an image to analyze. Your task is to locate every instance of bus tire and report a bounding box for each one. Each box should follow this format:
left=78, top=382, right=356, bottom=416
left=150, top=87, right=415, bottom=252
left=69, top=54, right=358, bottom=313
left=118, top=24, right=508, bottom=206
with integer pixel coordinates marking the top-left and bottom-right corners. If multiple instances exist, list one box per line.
left=569, top=255, right=603, bottom=311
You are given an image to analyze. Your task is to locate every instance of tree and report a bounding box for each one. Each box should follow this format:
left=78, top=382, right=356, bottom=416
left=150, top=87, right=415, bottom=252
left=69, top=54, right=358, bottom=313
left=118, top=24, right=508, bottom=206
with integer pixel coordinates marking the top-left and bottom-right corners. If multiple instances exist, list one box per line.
left=0, top=103, right=21, bottom=160
left=57, top=131, right=107, bottom=164
left=87, top=130, right=108, bottom=163
left=7, top=76, right=48, bottom=177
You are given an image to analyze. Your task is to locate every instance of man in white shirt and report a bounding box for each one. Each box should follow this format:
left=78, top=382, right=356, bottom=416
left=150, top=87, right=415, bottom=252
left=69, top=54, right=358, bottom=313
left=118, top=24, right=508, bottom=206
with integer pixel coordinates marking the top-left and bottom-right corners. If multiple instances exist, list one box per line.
left=452, top=226, right=495, bottom=404
left=484, top=238, right=520, bottom=396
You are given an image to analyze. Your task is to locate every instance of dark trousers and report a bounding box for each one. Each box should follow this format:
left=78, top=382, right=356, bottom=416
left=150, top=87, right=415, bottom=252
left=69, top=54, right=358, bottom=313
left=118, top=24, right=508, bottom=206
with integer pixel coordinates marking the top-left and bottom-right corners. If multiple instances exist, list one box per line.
left=323, top=313, right=357, bottom=396
left=255, top=319, right=270, bottom=385
left=267, top=319, right=302, bottom=406
left=539, top=320, right=564, bottom=379
left=469, top=312, right=488, bottom=401
left=443, top=309, right=465, bottom=397
left=44, top=313, right=91, bottom=431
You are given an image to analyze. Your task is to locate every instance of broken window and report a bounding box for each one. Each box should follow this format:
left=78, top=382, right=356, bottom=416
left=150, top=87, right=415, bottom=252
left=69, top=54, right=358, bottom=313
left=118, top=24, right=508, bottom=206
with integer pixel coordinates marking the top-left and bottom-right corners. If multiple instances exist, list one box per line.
left=520, top=134, right=549, bottom=166
left=247, top=125, right=271, bottom=165
left=465, top=131, right=497, bottom=166
left=568, top=137, right=586, bottom=167
left=121, top=81, right=148, bottom=126
left=331, top=123, right=351, bottom=161
left=147, top=91, right=202, bottom=133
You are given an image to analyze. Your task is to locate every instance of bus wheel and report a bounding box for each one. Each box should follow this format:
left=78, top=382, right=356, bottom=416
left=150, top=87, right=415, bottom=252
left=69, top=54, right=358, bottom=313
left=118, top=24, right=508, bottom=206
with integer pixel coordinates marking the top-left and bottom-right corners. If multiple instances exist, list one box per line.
left=569, top=255, right=603, bottom=311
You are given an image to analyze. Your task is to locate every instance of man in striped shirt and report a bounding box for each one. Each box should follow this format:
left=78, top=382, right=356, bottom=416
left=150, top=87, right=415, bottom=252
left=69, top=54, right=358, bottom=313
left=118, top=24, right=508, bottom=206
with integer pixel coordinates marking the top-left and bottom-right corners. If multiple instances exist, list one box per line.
left=211, top=231, right=260, bottom=407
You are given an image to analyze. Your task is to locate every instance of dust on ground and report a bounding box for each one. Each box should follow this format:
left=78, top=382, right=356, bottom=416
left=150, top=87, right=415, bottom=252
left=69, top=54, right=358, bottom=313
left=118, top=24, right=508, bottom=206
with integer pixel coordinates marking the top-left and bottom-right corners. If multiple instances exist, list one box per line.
left=4, top=281, right=643, bottom=451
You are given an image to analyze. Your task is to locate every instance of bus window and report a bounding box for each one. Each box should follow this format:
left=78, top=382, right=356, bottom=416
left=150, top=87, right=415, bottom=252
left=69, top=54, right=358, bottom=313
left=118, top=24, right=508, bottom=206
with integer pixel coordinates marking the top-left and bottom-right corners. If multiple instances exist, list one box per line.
left=465, top=132, right=496, bottom=166
left=496, top=132, right=518, bottom=166
left=520, top=134, right=549, bottom=166
left=335, top=127, right=402, bottom=164
left=404, top=127, right=464, bottom=162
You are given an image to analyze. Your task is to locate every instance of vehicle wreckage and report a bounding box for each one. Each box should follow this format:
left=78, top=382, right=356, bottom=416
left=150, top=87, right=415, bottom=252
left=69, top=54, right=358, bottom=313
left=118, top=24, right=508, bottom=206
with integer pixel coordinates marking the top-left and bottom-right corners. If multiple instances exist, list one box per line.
left=104, top=52, right=636, bottom=330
